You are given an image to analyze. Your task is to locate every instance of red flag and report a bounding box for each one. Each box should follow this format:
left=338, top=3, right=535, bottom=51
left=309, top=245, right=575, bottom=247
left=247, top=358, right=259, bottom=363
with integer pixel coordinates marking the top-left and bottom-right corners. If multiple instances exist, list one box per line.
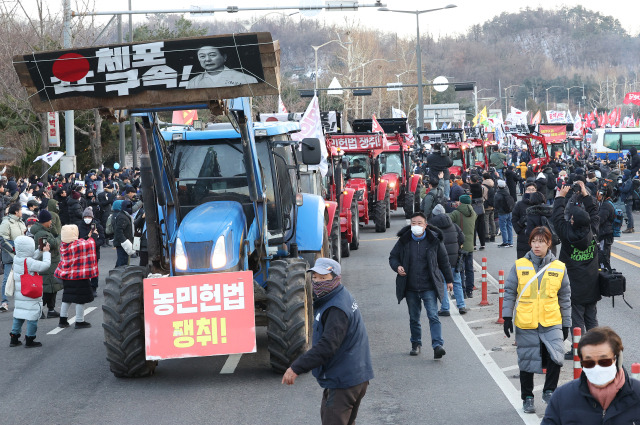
left=371, top=114, right=389, bottom=148
left=617, top=108, right=622, bottom=127
left=172, top=110, right=198, bottom=125
left=624, top=92, right=640, bottom=106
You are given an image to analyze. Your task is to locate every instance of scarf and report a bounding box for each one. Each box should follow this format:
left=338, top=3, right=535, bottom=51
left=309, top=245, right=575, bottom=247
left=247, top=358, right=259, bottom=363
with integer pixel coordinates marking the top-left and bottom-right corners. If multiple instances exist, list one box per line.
left=313, top=276, right=341, bottom=298
left=587, top=367, right=626, bottom=411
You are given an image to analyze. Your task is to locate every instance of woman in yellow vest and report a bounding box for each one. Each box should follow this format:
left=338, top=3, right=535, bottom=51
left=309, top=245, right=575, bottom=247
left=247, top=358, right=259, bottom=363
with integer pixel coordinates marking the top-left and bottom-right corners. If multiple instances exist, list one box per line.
left=502, top=226, right=571, bottom=415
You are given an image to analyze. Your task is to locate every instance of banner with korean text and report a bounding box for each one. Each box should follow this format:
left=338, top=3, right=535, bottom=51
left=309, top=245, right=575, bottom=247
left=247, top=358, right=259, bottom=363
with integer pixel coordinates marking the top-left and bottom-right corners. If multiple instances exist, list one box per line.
left=539, top=124, right=567, bottom=142
left=143, top=271, right=255, bottom=360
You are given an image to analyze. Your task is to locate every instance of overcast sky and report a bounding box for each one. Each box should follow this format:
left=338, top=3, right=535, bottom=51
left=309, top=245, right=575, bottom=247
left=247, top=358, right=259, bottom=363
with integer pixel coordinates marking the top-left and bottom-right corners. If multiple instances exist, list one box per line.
left=58, top=0, right=640, bottom=38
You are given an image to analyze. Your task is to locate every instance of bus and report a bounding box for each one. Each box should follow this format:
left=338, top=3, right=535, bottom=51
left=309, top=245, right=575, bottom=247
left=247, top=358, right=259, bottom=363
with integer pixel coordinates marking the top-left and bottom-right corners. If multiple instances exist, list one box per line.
left=592, top=128, right=640, bottom=160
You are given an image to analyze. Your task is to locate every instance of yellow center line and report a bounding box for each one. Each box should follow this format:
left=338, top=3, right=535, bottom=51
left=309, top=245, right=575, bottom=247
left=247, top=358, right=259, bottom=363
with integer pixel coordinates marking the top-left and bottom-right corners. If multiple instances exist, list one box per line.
left=611, top=252, right=640, bottom=268
left=615, top=240, right=640, bottom=251
left=359, top=237, right=398, bottom=242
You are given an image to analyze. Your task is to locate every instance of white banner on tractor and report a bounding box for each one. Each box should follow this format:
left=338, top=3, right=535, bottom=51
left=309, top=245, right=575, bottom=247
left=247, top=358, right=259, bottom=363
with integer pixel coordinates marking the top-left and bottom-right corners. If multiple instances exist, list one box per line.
left=291, top=95, right=328, bottom=175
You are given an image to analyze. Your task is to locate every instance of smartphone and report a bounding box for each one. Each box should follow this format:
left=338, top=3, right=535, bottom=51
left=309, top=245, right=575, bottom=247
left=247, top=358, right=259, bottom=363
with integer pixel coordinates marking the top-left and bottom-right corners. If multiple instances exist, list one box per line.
left=91, top=223, right=96, bottom=231
left=38, top=237, right=47, bottom=250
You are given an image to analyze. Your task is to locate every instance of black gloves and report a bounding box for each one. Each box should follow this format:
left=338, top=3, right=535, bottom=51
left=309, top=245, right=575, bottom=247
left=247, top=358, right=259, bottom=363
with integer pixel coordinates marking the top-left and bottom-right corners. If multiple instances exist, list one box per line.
left=563, top=327, right=570, bottom=341
left=503, top=317, right=514, bottom=338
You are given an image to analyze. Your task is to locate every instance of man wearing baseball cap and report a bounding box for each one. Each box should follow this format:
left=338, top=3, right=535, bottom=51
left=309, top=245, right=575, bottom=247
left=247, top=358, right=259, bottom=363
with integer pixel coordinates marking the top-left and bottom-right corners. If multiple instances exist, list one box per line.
left=282, top=258, right=374, bottom=424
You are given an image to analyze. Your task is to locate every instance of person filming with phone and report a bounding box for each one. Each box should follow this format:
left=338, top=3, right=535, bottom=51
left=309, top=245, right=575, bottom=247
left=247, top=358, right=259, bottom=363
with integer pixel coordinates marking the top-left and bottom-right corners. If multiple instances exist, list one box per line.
left=29, top=210, right=62, bottom=319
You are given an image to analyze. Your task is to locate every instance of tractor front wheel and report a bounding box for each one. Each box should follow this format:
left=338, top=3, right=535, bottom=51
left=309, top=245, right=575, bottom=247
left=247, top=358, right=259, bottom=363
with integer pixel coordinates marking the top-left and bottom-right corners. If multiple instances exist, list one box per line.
left=266, top=258, right=313, bottom=373
left=374, top=197, right=386, bottom=233
left=403, top=190, right=415, bottom=218
left=350, top=201, right=360, bottom=250
left=102, top=266, right=157, bottom=378
left=329, top=212, right=341, bottom=263
left=385, top=189, right=391, bottom=228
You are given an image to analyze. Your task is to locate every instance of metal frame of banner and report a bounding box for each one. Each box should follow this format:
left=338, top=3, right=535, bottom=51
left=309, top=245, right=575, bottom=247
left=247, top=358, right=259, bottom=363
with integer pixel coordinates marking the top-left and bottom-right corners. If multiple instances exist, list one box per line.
left=303, top=81, right=476, bottom=93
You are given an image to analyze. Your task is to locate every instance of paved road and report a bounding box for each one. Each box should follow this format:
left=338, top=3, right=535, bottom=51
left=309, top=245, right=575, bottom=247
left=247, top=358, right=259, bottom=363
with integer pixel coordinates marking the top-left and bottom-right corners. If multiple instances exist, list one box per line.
left=2, top=208, right=639, bottom=424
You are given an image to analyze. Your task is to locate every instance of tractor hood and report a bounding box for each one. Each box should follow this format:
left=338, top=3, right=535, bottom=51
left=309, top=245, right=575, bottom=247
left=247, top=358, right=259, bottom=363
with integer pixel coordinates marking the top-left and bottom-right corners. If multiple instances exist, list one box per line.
left=173, top=201, right=247, bottom=273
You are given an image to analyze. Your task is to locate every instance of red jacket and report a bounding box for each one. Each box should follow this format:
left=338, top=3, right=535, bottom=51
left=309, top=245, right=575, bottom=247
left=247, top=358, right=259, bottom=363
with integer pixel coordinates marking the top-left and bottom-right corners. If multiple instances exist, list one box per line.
left=54, top=238, right=98, bottom=280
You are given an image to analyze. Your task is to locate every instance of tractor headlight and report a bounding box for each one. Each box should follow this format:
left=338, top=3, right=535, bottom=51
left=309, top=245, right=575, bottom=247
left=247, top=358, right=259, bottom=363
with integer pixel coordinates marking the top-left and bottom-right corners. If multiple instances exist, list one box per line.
left=211, top=235, right=227, bottom=269
left=389, top=182, right=396, bottom=188
left=175, top=237, right=188, bottom=271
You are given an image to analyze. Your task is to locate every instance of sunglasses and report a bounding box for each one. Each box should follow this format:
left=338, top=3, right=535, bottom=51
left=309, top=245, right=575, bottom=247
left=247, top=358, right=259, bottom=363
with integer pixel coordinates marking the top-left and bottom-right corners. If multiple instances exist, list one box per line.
left=580, top=357, right=616, bottom=369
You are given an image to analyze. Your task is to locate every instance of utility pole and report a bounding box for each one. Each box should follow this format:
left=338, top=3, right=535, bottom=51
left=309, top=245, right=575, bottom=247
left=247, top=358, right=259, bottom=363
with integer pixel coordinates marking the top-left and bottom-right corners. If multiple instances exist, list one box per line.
left=118, top=14, right=126, bottom=168
left=61, top=0, right=76, bottom=174
left=129, top=0, right=138, bottom=169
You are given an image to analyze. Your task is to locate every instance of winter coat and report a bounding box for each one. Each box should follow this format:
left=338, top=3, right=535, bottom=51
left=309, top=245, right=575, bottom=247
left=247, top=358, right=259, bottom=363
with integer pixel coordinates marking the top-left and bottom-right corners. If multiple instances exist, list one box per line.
left=552, top=196, right=601, bottom=305
left=0, top=214, right=26, bottom=264
left=113, top=209, right=134, bottom=247
left=450, top=184, right=464, bottom=202
left=543, top=168, right=557, bottom=200
left=97, top=190, right=115, bottom=227
left=502, top=250, right=571, bottom=373
left=66, top=196, right=84, bottom=227
left=12, top=236, right=51, bottom=321
left=482, top=179, right=496, bottom=209
left=426, top=152, right=453, bottom=180
left=388, top=225, right=453, bottom=303
left=490, top=151, right=507, bottom=169
left=421, top=186, right=443, bottom=217
left=429, top=214, right=464, bottom=268
left=598, top=199, right=616, bottom=240
left=29, top=222, right=62, bottom=294
left=504, top=168, right=520, bottom=201
left=494, top=187, right=514, bottom=215
left=47, top=199, right=62, bottom=237
left=55, top=238, right=97, bottom=304
left=627, top=147, right=640, bottom=176
left=512, top=193, right=542, bottom=256
left=78, top=219, right=105, bottom=260
left=542, top=369, right=640, bottom=425
left=619, top=175, right=635, bottom=203
left=55, top=193, right=70, bottom=225
left=448, top=204, right=477, bottom=253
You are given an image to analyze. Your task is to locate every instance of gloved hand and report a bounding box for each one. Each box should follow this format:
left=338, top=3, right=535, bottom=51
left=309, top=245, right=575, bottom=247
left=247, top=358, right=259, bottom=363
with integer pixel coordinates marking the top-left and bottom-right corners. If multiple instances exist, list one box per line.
left=563, top=327, right=570, bottom=341
left=503, top=317, right=514, bottom=338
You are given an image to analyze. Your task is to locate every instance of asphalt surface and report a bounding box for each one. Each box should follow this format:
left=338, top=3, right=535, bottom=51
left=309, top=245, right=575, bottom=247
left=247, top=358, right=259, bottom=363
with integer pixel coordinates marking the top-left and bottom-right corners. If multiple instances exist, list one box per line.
left=2, top=206, right=639, bottom=424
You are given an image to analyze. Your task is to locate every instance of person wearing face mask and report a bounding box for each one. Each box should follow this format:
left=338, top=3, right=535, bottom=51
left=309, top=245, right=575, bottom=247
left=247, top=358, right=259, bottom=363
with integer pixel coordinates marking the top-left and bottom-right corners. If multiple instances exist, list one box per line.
left=513, top=183, right=540, bottom=258
left=282, top=258, right=373, bottom=425
left=542, top=327, right=640, bottom=423
left=389, top=212, right=454, bottom=358
left=502, top=226, right=572, bottom=414
left=29, top=210, right=62, bottom=318
left=77, top=208, right=104, bottom=297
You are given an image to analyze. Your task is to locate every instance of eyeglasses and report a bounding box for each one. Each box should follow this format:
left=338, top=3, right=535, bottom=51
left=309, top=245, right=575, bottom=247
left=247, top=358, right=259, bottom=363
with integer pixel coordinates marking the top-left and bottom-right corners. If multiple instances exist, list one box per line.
left=580, top=357, right=616, bottom=369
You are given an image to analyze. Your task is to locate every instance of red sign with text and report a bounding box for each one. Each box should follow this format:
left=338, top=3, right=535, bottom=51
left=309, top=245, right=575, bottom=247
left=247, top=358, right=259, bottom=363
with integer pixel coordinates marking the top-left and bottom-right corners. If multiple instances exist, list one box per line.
left=327, top=134, right=387, bottom=151
left=143, top=271, right=256, bottom=360
left=539, top=125, right=567, bottom=143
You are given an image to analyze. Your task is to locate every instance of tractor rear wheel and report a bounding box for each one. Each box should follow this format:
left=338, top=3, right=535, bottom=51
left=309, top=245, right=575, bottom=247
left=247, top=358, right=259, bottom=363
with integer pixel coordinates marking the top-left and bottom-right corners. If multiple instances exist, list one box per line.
left=385, top=190, right=391, bottom=229
left=374, top=196, right=387, bottom=233
left=329, top=212, right=341, bottom=263
left=350, top=201, right=360, bottom=250
left=102, top=266, right=157, bottom=378
left=266, top=258, right=312, bottom=373
left=403, top=190, right=414, bottom=218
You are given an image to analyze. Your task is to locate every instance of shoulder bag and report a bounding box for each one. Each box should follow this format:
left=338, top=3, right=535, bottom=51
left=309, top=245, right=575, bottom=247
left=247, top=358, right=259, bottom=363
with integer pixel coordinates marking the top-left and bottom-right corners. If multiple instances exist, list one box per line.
left=20, top=259, right=43, bottom=299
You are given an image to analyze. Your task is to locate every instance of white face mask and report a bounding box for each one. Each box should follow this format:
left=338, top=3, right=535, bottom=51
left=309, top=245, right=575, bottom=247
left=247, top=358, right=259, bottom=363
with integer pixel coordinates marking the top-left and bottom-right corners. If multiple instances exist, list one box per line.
left=83, top=218, right=92, bottom=224
left=411, top=225, right=425, bottom=236
left=582, top=364, right=618, bottom=386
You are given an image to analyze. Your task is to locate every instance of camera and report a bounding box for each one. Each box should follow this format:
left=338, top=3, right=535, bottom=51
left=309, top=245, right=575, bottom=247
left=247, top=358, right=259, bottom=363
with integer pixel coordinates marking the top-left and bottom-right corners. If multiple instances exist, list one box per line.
left=572, top=182, right=581, bottom=192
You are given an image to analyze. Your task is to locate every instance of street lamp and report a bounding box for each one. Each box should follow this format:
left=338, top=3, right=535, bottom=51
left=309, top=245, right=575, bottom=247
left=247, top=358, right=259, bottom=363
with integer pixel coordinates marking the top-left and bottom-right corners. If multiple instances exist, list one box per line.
left=379, top=4, right=457, bottom=130
left=566, top=85, right=584, bottom=111
left=503, top=84, right=523, bottom=116
left=474, top=88, right=492, bottom=117
left=545, top=85, right=564, bottom=111
left=312, top=39, right=351, bottom=93
left=355, top=58, right=395, bottom=117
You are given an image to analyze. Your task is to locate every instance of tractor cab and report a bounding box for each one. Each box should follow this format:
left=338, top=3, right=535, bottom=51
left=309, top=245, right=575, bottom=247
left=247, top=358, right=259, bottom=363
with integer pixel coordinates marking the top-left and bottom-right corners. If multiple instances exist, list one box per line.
left=419, top=129, right=472, bottom=176
left=508, top=127, right=551, bottom=173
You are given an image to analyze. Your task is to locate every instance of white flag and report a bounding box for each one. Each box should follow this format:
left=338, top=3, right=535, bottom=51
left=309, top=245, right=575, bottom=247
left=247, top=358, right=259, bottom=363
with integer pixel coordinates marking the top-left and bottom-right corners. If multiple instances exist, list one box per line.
left=278, top=95, right=288, bottom=114
left=392, top=107, right=406, bottom=118
left=291, top=96, right=328, bottom=176
left=33, top=151, right=64, bottom=166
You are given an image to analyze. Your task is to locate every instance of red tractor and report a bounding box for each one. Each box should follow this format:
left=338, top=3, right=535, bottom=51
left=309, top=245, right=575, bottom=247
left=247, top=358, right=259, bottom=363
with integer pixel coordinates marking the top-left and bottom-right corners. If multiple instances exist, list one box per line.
left=353, top=118, right=423, bottom=218
left=511, top=131, right=551, bottom=173
left=419, top=129, right=474, bottom=178
left=465, top=126, right=496, bottom=171
left=326, top=133, right=391, bottom=233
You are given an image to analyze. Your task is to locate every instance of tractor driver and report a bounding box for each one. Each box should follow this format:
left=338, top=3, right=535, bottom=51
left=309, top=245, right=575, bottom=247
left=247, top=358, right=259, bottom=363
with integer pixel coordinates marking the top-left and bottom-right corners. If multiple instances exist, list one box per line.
left=347, top=159, right=367, bottom=178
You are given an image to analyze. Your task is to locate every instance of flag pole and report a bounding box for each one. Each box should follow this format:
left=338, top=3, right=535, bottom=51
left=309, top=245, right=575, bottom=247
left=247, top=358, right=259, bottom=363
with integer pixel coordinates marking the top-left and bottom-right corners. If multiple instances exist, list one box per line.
left=40, top=164, right=53, bottom=180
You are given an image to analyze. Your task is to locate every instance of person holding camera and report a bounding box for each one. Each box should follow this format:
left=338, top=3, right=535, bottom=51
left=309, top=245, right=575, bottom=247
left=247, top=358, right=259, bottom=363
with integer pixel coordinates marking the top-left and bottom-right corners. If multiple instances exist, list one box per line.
left=77, top=208, right=104, bottom=297
left=426, top=143, right=453, bottom=200
left=29, top=210, right=62, bottom=319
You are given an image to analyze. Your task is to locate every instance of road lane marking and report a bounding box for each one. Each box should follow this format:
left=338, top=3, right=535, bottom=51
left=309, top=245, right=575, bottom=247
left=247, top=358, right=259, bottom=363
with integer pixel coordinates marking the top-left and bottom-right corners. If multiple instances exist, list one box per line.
left=611, top=252, right=640, bottom=268
left=47, top=306, right=97, bottom=335
left=450, top=311, right=541, bottom=425
left=220, top=354, right=242, bottom=374
left=501, top=365, right=519, bottom=372
left=476, top=330, right=504, bottom=338
left=615, top=240, right=640, bottom=250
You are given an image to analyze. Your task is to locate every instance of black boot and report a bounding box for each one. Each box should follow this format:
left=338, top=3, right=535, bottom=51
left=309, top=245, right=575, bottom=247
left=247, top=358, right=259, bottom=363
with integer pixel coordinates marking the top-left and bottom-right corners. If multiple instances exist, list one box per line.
left=9, top=333, right=22, bottom=347
left=47, top=310, right=60, bottom=318
left=25, top=336, right=42, bottom=348
left=58, top=317, right=70, bottom=328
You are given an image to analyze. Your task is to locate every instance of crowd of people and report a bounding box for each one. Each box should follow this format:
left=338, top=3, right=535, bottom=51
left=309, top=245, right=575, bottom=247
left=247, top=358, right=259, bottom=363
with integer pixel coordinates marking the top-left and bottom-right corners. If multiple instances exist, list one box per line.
left=0, top=167, right=147, bottom=346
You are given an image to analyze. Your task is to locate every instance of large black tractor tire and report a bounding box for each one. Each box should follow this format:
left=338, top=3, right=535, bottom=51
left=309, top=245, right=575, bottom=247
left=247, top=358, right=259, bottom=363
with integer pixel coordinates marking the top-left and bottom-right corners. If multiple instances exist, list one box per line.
left=350, top=201, right=360, bottom=251
left=385, top=190, right=391, bottom=229
left=374, top=196, right=387, bottom=233
left=266, top=258, right=313, bottom=373
left=403, top=190, right=415, bottom=218
left=102, top=266, right=157, bottom=378
left=329, top=212, right=342, bottom=263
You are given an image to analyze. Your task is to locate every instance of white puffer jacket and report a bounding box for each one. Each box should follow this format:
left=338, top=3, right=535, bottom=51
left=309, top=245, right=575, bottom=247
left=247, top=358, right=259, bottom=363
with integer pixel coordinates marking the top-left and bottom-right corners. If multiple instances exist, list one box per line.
left=12, top=236, right=51, bottom=321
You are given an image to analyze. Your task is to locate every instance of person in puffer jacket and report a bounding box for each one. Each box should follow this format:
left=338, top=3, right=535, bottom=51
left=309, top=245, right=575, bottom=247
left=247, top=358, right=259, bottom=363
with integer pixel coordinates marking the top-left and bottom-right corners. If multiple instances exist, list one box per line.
left=9, top=235, right=51, bottom=348
left=512, top=183, right=540, bottom=258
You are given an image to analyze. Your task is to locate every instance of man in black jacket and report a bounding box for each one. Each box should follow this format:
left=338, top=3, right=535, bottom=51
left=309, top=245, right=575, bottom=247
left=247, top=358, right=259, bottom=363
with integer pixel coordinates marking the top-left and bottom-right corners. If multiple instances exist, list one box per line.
left=512, top=182, right=539, bottom=258
left=430, top=205, right=467, bottom=315
left=389, top=212, right=453, bottom=357
left=426, top=143, right=453, bottom=200
left=113, top=199, right=134, bottom=267
left=553, top=181, right=601, bottom=346
left=282, top=258, right=373, bottom=425
left=626, top=147, right=640, bottom=178
left=597, top=184, right=616, bottom=263
left=77, top=207, right=105, bottom=297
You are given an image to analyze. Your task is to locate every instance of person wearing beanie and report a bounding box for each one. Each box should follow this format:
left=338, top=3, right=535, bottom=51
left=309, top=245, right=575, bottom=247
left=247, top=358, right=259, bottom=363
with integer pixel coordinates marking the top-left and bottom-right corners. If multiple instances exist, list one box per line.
left=553, top=180, right=601, bottom=359
left=30, top=209, right=62, bottom=318
left=449, top=193, right=476, bottom=298
left=54, top=225, right=98, bottom=329
left=78, top=207, right=105, bottom=297
left=67, top=190, right=84, bottom=227
left=9, top=235, right=51, bottom=348
left=430, top=204, right=467, bottom=316
left=495, top=179, right=515, bottom=248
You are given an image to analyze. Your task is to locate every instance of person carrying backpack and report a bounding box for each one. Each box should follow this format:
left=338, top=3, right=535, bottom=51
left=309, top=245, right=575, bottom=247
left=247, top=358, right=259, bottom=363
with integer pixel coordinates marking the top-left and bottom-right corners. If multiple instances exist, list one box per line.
left=421, top=177, right=444, bottom=219
left=494, top=179, right=515, bottom=247
left=597, top=184, right=616, bottom=264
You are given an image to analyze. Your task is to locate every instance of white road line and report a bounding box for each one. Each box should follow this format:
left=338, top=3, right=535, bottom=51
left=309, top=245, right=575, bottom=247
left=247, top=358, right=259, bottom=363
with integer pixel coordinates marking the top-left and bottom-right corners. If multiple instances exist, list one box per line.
left=450, top=311, right=541, bottom=425
left=475, top=330, right=504, bottom=338
left=47, top=306, right=97, bottom=335
left=501, top=365, right=519, bottom=372
left=220, top=354, right=242, bottom=374
left=465, top=317, right=498, bottom=325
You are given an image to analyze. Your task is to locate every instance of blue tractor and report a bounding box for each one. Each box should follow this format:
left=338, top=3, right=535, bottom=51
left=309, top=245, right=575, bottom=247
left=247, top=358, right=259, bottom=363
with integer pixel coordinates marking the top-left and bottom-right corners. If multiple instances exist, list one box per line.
left=102, top=97, right=329, bottom=377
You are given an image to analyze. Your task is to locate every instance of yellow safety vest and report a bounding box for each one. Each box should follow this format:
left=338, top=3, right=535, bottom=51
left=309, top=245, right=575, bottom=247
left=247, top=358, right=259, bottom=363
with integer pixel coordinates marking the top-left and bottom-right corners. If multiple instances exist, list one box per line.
left=514, top=258, right=565, bottom=329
